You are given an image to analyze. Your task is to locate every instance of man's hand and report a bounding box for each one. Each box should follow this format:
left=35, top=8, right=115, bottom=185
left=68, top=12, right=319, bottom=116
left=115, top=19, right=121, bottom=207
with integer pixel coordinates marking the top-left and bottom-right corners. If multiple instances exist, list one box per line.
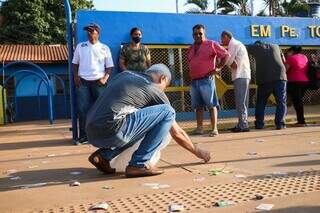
left=98, top=76, right=108, bottom=85
left=195, top=147, right=211, bottom=163
left=231, top=61, right=237, bottom=70
left=74, top=75, right=81, bottom=87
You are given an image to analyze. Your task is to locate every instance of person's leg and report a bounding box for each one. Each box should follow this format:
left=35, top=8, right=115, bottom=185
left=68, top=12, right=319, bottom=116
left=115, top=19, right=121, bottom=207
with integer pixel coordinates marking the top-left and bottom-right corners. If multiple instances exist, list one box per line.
left=273, top=80, right=287, bottom=129
left=90, top=104, right=175, bottom=175
left=233, top=78, right=250, bottom=130
left=289, top=83, right=306, bottom=124
left=99, top=104, right=175, bottom=165
left=255, top=83, right=272, bottom=129
left=208, top=107, right=218, bottom=133
left=76, top=82, right=93, bottom=139
left=190, top=80, right=205, bottom=134
left=196, top=108, right=204, bottom=132
left=199, top=78, right=219, bottom=135
left=128, top=104, right=175, bottom=168
left=92, top=82, right=106, bottom=101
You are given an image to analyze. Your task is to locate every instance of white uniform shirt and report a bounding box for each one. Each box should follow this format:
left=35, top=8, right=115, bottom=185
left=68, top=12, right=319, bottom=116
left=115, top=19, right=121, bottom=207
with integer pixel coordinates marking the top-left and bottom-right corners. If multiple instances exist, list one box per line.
left=226, top=38, right=251, bottom=81
left=72, top=41, right=114, bottom=81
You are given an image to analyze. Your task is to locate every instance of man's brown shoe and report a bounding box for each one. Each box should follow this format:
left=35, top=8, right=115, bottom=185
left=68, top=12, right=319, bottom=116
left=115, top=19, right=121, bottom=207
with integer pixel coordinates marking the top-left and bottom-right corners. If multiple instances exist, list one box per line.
left=125, top=165, right=164, bottom=178
left=88, top=149, right=116, bottom=174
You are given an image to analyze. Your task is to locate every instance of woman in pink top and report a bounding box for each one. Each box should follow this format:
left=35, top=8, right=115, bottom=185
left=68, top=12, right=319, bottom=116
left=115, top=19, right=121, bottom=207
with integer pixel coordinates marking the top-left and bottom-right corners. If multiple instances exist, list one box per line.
left=285, top=46, right=309, bottom=127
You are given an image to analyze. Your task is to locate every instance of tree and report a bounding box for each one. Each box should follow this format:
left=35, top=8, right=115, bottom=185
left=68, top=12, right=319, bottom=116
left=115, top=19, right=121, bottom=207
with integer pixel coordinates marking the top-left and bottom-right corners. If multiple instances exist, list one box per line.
left=259, top=0, right=308, bottom=16
left=185, top=0, right=209, bottom=13
left=0, top=0, right=93, bottom=44
left=218, top=0, right=251, bottom=15
left=280, top=0, right=309, bottom=16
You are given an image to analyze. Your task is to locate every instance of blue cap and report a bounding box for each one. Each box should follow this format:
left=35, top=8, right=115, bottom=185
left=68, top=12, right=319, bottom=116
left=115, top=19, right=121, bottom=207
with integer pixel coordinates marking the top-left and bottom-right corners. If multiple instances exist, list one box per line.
left=83, top=23, right=101, bottom=33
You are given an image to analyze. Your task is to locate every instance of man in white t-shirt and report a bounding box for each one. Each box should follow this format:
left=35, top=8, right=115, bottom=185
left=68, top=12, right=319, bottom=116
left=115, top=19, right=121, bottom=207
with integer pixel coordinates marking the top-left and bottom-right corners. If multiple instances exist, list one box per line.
left=221, top=31, right=251, bottom=132
left=72, top=23, right=114, bottom=144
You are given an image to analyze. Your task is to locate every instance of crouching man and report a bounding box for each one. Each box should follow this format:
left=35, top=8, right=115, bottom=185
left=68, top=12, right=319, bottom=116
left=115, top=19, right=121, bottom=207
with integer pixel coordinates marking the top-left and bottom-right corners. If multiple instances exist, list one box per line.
left=86, top=64, right=211, bottom=178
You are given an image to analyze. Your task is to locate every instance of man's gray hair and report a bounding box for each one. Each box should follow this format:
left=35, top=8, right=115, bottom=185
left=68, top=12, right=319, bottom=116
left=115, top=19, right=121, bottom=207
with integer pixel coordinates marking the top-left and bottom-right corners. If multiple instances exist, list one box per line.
left=145, top=63, right=172, bottom=82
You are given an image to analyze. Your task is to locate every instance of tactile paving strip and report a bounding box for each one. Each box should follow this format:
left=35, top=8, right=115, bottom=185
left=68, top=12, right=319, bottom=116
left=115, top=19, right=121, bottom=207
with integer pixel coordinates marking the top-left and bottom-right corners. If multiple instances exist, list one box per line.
left=34, top=170, right=320, bottom=213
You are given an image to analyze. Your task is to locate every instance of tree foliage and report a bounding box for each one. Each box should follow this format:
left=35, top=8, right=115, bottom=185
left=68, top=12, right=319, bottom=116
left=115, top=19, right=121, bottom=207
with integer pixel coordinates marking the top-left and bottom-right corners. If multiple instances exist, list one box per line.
left=259, top=0, right=309, bottom=16
left=185, top=0, right=209, bottom=13
left=0, top=0, right=93, bottom=44
left=218, top=0, right=251, bottom=15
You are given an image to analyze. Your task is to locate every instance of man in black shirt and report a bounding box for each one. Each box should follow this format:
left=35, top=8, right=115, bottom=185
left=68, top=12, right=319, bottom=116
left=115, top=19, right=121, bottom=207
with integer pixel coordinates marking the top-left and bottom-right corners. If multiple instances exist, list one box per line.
left=247, top=41, right=287, bottom=130
left=86, top=64, right=211, bottom=178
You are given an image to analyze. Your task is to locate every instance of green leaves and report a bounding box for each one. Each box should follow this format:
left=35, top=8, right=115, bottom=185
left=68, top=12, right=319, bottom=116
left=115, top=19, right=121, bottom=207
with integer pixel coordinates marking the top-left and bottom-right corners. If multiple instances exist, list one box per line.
left=0, top=0, right=93, bottom=44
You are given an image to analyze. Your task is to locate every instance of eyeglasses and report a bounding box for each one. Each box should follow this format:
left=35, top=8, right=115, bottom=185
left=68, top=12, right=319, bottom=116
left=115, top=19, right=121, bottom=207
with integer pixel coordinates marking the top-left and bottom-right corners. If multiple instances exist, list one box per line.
left=193, top=32, right=203, bottom=36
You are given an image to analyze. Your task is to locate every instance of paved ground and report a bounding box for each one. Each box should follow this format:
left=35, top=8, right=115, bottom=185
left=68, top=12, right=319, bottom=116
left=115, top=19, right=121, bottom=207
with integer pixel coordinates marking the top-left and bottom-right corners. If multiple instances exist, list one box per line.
left=0, top=108, right=320, bottom=212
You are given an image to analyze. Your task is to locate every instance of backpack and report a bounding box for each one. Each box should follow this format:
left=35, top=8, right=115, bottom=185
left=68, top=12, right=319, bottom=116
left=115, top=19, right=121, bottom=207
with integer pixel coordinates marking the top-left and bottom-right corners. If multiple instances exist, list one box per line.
left=307, top=61, right=320, bottom=90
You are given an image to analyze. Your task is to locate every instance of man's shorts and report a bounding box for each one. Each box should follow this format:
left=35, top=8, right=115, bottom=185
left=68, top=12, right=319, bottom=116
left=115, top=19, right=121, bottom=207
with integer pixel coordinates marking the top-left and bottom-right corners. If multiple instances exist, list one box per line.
left=190, top=76, right=220, bottom=110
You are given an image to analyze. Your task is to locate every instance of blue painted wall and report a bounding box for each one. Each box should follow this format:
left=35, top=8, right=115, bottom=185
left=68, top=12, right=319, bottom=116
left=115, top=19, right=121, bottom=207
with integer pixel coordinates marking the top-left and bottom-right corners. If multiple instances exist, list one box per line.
left=75, top=11, right=320, bottom=75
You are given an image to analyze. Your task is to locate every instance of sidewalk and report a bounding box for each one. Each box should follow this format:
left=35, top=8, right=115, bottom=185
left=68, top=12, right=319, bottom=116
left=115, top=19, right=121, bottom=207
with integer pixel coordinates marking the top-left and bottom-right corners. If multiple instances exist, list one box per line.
left=0, top=107, right=319, bottom=212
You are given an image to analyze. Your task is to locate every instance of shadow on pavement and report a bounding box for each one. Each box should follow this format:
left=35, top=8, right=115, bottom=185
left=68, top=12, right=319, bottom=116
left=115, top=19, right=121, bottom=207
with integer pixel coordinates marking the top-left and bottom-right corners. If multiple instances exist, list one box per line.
left=274, top=160, right=320, bottom=167
left=0, top=167, right=125, bottom=192
left=0, top=138, right=74, bottom=151
left=268, top=206, right=320, bottom=213
left=160, top=153, right=320, bottom=170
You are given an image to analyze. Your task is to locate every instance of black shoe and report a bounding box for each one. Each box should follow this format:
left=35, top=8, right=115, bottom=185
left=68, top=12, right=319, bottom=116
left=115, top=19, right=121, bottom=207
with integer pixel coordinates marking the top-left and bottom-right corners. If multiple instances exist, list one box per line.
left=75, top=137, right=88, bottom=145
left=255, top=126, right=264, bottom=129
left=276, top=125, right=286, bottom=130
left=231, top=127, right=250, bottom=132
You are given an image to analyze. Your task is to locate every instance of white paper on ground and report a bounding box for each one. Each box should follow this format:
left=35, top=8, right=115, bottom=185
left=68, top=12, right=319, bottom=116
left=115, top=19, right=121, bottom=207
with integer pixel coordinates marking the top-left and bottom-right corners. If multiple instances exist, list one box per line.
left=88, top=202, right=109, bottom=211
left=28, top=165, right=39, bottom=169
left=234, top=174, right=247, bottom=178
left=273, top=172, right=287, bottom=176
left=69, top=181, right=80, bottom=186
left=70, top=171, right=82, bottom=175
left=141, top=183, right=159, bottom=187
left=141, top=183, right=170, bottom=189
left=256, top=203, right=274, bottom=210
left=110, top=134, right=171, bottom=172
left=10, top=176, right=21, bottom=180
left=169, top=204, right=184, bottom=212
left=193, top=177, right=205, bottom=182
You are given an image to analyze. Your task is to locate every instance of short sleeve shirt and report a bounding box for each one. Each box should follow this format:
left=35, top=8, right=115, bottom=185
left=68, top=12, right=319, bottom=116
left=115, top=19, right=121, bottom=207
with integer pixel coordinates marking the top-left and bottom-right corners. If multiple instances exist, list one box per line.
left=120, top=44, right=151, bottom=72
left=286, top=54, right=309, bottom=82
left=187, top=40, right=229, bottom=80
left=247, top=44, right=287, bottom=84
left=86, top=71, right=170, bottom=140
left=72, top=41, right=114, bottom=80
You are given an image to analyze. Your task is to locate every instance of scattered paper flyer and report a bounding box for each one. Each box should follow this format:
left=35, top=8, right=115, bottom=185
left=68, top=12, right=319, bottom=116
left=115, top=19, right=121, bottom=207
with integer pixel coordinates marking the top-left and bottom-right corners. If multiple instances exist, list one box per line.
left=256, top=203, right=274, bottom=211
left=169, top=204, right=184, bottom=212
left=141, top=183, right=170, bottom=189
left=88, top=202, right=109, bottom=211
left=193, top=177, right=205, bottom=182
left=234, top=174, right=247, bottom=178
left=10, top=176, right=21, bottom=180
left=70, top=171, right=82, bottom=175
left=69, top=181, right=80, bottom=186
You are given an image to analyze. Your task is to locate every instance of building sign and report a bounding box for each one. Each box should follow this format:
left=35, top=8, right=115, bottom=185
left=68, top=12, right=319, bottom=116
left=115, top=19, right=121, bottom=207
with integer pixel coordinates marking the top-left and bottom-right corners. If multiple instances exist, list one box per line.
left=251, top=25, right=320, bottom=38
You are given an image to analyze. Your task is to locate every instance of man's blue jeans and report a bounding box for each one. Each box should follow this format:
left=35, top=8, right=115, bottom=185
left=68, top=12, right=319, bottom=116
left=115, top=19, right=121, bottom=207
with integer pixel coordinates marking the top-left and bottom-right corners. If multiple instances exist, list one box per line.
left=97, top=104, right=175, bottom=168
left=255, top=81, right=287, bottom=128
left=77, top=79, right=106, bottom=139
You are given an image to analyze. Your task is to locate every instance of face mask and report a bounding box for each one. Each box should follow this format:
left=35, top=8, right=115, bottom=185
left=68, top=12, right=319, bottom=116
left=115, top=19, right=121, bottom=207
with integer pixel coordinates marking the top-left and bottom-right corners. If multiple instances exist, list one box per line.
left=132, top=36, right=141, bottom=44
